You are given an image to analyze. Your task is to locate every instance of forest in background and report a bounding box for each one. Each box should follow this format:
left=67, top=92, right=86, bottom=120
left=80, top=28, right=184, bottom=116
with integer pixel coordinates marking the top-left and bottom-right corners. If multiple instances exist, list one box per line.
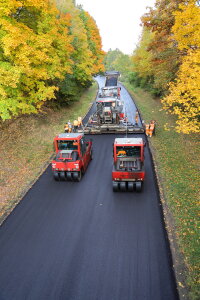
left=0, top=0, right=105, bottom=121
left=104, top=0, right=200, bottom=134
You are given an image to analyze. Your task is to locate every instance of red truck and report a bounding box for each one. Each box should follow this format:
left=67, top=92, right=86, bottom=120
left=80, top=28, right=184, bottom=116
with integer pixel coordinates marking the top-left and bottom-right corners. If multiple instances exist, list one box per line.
left=112, top=137, right=145, bottom=192
left=52, top=133, right=92, bottom=181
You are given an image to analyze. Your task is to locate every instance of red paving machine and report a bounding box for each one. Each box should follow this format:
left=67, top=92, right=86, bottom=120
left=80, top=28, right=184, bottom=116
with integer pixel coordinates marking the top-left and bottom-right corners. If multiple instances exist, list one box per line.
left=51, top=133, right=92, bottom=181
left=112, top=137, right=145, bottom=192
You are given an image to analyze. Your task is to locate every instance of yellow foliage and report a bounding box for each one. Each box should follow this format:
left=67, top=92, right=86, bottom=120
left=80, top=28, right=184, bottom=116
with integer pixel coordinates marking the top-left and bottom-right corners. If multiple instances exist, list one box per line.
left=162, top=1, right=200, bottom=134
left=162, top=49, right=200, bottom=133
left=0, top=0, right=73, bottom=120
left=0, top=0, right=104, bottom=120
left=132, top=28, right=155, bottom=77
left=172, top=1, right=200, bottom=51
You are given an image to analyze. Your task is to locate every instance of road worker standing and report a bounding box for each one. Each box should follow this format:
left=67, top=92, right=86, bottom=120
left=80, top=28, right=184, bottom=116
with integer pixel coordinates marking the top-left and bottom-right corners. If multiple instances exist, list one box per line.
left=135, top=111, right=139, bottom=125
left=145, top=123, right=150, bottom=136
left=149, top=120, right=156, bottom=137
left=73, top=119, right=79, bottom=132
left=64, top=122, right=69, bottom=133
left=68, top=120, right=72, bottom=133
left=117, top=87, right=121, bottom=98
left=78, top=116, right=83, bottom=128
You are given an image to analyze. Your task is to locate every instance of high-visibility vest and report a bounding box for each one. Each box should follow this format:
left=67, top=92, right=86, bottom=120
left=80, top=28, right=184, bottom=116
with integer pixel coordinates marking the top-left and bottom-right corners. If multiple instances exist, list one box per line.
left=149, top=123, right=155, bottom=137
left=117, top=150, right=126, bottom=156
left=135, top=112, right=139, bottom=123
left=145, top=124, right=150, bottom=136
left=78, top=117, right=82, bottom=125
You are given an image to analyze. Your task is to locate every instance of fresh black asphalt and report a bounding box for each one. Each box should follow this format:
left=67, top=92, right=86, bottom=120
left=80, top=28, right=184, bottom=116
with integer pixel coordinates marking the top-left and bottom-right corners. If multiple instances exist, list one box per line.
left=0, top=77, right=179, bottom=300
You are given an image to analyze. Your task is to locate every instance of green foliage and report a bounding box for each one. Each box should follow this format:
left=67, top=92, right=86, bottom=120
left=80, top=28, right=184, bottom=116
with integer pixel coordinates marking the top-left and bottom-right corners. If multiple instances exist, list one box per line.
left=79, top=9, right=105, bottom=74
left=128, top=72, right=162, bottom=97
left=57, top=74, right=92, bottom=106
left=104, top=49, right=133, bottom=80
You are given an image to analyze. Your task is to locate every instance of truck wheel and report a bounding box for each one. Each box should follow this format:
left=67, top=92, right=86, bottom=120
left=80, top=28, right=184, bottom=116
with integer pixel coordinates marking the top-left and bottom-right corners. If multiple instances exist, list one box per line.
left=120, top=182, right=126, bottom=192
left=60, top=171, right=66, bottom=181
left=90, top=150, right=93, bottom=160
left=73, top=171, right=82, bottom=182
left=77, top=170, right=82, bottom=182
left=127, top=182, right=134, bottom=192
left=135, top=182, right=142, bottom=192
left=53, top=171, right=60, bottom=181
left=113, top=181, right=119, bottom=192
left=66, top=172, right=72, bottom=181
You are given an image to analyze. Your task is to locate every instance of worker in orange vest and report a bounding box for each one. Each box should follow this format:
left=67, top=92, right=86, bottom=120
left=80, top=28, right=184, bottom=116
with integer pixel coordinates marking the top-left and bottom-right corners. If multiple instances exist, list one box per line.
left=135, top=111, right=139, bottom=125
left=145, top=123, right=150, bottom=136
left=117, top=150, right=126, bottom=157
left=64, top=123, right=69, bottom=133
left=149, top=120, right=156, bottom=137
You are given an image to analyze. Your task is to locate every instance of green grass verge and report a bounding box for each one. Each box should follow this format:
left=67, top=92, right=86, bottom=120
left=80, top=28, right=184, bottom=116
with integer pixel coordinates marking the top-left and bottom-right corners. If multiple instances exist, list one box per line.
left=0, top=81, right=98, bottom=223
left=123, top=82, right=200, bottom=300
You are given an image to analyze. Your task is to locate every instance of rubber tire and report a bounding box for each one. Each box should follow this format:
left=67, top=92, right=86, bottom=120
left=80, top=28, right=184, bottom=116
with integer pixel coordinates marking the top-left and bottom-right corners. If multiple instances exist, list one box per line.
left=77, top=170, right=82, bottom=182
left=127, top=182, right=134, bottom=192
left=66, top=172, right=72, bottom=181
left=113, top=181, right=119, bottom=192
left=60, top=171, right=66, bottom=181
left=73, top=172, right=78, bottom=181
left=53, top=171, right=59, bottom=181
left=90, top=150, right=93, bottom=160
left=73, top=171, right=82, bottom=182
left=135, top=181, right=142, bottom=192
left=120, top=182, right=126, bottom=192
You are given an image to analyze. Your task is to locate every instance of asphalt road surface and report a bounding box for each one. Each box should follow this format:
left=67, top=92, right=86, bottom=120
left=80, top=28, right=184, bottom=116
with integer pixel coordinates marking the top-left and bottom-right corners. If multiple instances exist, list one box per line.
left=0, top=77, right=179, bottom=300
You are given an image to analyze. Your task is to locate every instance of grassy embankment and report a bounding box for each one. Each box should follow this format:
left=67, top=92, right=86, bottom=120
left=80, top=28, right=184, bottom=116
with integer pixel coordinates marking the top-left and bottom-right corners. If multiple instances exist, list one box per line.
left=0, top=82, right=98, bottom=224
left=124, top=82, right=199, bottom=300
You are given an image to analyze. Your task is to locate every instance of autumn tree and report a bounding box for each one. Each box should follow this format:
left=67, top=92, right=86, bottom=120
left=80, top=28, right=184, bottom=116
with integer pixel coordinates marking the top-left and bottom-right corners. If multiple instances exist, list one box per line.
left=141, top=0, right=186, bottom=92
left=0, top=0, right=105, bottom=120
left=55, top=0, right=104, bottom=101
left=129, top=28, right=160, bottom=93
left=0, top=0, right=75, bottom=120
left=162, top=1, right=200, bottom=133
left=79, top=9, right=105, bottom=75
left=104, top=49, right=133, bottom=81
left=104, top=49, right=122, bottom=71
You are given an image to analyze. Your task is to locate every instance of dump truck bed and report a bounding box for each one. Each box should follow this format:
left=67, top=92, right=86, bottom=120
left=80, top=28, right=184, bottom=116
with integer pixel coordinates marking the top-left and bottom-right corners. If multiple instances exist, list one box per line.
left=105, top=71, right=120, bottom=87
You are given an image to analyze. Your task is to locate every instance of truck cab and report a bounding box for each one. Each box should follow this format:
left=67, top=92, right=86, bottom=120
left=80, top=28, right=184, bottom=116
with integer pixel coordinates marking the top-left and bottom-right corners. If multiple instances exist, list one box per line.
left=112, top=137, right=145, bottom=192
left=52, top=133, right=92, bottom=181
